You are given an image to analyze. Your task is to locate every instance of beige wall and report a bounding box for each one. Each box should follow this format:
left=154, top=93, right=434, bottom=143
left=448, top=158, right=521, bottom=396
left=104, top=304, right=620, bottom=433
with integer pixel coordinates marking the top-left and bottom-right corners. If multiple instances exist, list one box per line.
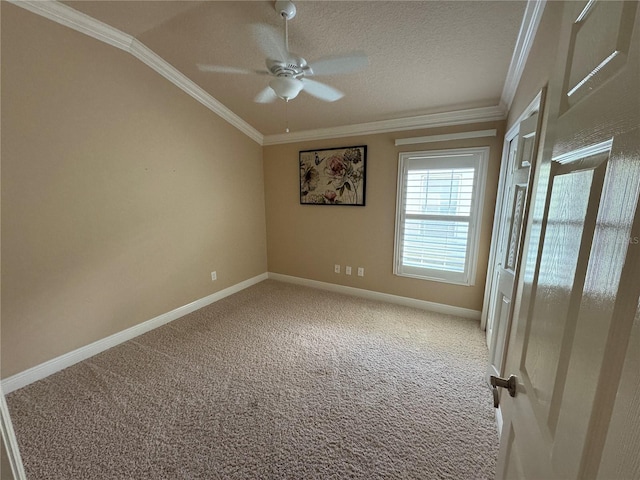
left=264, top=121, right=505, bottom=312
left=1, top=4, right=267, bottom=377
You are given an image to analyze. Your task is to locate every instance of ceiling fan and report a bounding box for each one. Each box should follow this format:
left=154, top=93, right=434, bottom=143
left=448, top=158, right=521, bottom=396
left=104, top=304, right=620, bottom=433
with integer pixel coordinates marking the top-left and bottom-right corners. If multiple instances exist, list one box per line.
left=197, top=0, right=368, bottom=104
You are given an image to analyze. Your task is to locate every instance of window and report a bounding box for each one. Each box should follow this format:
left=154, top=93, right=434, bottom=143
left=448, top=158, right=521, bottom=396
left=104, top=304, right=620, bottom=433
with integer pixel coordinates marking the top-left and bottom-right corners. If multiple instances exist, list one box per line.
left=394, top=147, right=489, bottom=285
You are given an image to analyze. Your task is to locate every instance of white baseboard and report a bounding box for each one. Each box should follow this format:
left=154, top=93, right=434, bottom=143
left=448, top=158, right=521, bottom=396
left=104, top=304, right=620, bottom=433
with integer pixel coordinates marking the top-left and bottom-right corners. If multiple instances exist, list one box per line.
left=2, top=272, right=479, bottom=393
left=1, top=273, right=268, bottom=394
left=267, top=273, right=481, bottom=320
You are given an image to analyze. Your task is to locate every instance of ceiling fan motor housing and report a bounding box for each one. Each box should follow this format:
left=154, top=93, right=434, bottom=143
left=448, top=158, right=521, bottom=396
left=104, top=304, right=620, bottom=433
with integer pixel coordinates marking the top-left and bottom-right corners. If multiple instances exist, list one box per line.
left=266, top=58, right=308, bottom=78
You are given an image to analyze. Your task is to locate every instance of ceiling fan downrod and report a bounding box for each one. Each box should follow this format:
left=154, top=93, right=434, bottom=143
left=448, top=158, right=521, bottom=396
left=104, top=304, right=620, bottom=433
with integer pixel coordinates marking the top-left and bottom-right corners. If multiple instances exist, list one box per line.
left=275, top=0, right=296, bottom=52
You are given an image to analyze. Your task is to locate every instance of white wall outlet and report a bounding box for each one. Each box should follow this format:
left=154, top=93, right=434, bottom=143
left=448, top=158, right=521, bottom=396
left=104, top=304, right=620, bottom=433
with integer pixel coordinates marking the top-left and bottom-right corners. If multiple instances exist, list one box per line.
left=357, top=267, right=364, bottom=277
left=346, top=266, right=352, bottom=275
left=334, top=264, right=341, bottom=274
left=211, top=271, right=217, bottom=281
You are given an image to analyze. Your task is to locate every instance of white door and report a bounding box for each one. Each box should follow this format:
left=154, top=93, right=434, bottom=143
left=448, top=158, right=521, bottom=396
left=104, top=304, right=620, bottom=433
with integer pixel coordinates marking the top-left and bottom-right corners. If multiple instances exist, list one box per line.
left=495, top=1, right=640, bottom=478
left=484, top=132, right=517, bottom=348
left=486, top=111, right=541, bottom=381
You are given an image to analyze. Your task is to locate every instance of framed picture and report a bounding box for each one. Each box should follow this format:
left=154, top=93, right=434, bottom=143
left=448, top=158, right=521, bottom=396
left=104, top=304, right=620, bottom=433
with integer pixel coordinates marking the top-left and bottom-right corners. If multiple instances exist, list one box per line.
left=299, top=145, right=367, bottom=206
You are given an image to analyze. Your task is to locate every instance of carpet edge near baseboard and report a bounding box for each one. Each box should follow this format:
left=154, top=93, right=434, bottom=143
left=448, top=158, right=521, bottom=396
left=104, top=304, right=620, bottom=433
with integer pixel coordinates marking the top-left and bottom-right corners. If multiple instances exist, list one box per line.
left=0, top=273, right=269, bottom=394
left=267, top=272, right=481, bottom=320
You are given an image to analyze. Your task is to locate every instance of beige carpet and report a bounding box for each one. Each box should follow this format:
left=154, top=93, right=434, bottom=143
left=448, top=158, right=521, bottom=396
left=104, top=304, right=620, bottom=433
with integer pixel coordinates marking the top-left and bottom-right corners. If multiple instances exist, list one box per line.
left=7, top=280, right=498, bottom=479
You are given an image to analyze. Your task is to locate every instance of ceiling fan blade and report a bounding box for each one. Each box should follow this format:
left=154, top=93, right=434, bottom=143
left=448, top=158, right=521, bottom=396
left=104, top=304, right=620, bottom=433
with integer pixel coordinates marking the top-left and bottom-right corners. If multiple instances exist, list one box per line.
left=254, top=86, right=278, bottom=104
left=301, top=78, right=344, bottom=102
left=250, top=23, right=288, bottom=62
left=307, top=51, right=369, bottom=76
left=197, top=64, right=269, bottom=75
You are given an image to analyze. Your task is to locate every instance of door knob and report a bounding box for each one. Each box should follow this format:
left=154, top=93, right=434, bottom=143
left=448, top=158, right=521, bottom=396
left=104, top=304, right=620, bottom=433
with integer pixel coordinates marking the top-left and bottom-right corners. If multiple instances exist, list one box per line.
left=490, top=374, right=517, bottom=408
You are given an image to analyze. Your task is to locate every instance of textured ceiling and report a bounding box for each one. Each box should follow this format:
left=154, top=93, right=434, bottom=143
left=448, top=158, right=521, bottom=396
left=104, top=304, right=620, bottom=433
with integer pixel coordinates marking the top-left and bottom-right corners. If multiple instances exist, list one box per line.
left=62, top=1, right=526, bottom=136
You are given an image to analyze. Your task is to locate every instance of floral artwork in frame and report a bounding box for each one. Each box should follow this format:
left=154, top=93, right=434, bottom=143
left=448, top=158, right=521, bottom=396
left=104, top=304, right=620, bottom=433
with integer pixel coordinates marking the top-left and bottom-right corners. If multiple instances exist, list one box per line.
left=299, top=145, right=367, bottom=206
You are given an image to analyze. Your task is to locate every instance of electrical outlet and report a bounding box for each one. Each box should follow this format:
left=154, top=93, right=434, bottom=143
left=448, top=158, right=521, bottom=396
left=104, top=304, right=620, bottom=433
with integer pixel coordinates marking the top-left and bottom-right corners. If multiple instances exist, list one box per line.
left=211, top=271, right=217, bottom=281
left=346, top=266, right=352, bottom=275
left=357, top=267, right=364, bottom=277
left=334, top=264, right=341, bottom=274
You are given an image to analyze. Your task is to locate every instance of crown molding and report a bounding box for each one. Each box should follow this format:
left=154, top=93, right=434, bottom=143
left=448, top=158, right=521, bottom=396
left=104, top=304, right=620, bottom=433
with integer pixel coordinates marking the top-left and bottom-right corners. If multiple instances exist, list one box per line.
left=9, top=0, right=542, bottom=147
left=501, top=0, right=547, bottom=110
left=8, top=0, right=264, bottom=145
left=262, top=105, right=507, bottom=146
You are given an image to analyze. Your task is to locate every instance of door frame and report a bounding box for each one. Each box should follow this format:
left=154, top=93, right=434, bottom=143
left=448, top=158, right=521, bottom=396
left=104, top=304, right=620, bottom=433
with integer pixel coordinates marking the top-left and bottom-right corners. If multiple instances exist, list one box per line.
left=481, top=89, right=544, bottom=338
left=0, top=385, right=27, bottom=480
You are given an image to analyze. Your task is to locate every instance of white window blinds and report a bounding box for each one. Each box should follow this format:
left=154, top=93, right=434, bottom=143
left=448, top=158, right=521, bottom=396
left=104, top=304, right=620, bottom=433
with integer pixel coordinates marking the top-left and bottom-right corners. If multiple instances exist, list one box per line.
left=394, top=147, right=488, bottom=285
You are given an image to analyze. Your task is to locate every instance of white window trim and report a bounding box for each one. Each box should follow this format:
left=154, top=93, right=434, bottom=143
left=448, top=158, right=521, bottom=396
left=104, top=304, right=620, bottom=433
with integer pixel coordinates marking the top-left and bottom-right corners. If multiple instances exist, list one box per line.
left=393, top=146, right=489, bottom=286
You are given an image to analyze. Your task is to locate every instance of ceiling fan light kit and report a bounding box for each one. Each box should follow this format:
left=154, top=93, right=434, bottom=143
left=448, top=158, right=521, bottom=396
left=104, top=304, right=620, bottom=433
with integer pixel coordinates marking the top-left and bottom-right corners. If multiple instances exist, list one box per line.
left=269, top=77, right=303, bottom=101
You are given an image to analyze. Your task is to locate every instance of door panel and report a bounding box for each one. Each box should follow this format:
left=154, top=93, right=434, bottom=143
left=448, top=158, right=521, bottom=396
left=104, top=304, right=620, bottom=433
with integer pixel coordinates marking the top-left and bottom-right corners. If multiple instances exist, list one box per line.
left=597, top=298, right=640, bottom=479
left=552, top=136, right=640, bottom=478
left=496, top=1, right=640, bottom=478
left=523, top=161, right=604, bottom=429
left=502, top=426, right=525, bottom=479
left=505, top=185, right=526, bottom=271
left=562, top=0, right=637, bottom=109
left=493, top=295, right=510, bottom=369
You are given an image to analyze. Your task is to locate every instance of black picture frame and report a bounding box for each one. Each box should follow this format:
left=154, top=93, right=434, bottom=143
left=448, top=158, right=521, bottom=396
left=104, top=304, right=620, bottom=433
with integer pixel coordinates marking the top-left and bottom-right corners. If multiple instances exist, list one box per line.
left=299, top=145, right=367, bottom=206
